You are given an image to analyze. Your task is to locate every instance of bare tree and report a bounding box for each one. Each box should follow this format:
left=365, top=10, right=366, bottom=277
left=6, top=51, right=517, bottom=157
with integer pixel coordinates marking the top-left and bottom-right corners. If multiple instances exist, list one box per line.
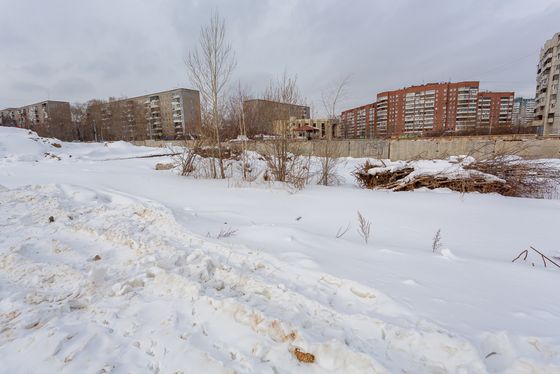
left=70, top=102, right=87, bottom=141
left=321, top=75, right=350, bottom=122
left=317, top=76, right=350, bottom=185
left=263, top=70, right=303, bottom=105
left=264, top=126, right=311, bottom=190
left=228, top=82, right=252, bottom=179
left=186, top=11, right=236, bottom=179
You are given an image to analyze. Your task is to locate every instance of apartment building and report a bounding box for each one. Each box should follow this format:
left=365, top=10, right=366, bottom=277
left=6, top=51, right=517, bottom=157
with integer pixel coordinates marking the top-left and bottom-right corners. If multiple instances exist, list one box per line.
left=272, top=117, right=338, bottom=140
left=0, top=100, right=72, bottom=139
left=340, top=102, right=379, bottom=139
left=243, top=99, right=310, bottom=135
left=534, top=32, right=560, bottom=135
left=378, top=81, right=480, bottom=135
left=341, top=81, right=516, bottom=138
left=86, top=88, right=201, bottom=141
left=0, top=108, right=17, bottom=126
left=476, top=91, right=514, bottom=130
left=512, top=97, right=536, bottom=127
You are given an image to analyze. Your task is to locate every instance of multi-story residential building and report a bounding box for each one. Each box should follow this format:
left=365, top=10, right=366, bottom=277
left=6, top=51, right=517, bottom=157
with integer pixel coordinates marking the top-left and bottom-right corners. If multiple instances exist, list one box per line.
left=272, top=117, right=338, bottom=140
left=512, top=97, right=536, bottom=128
left=0, top=108, right=17, bottom=126
left=340, top=102, right=379, bottom=139
left=378, top=81, right=480, bottom=135
left=534, top=32, right=560, bottom=135
left=243, top=99, right=310, bottom=135
left=476, top=91, right=514, bottom=130
left=86, top=88, right=201, bottom=141
left=0, top=100, right=72, bottom=139
left=341, top=81, right=516, bottom=138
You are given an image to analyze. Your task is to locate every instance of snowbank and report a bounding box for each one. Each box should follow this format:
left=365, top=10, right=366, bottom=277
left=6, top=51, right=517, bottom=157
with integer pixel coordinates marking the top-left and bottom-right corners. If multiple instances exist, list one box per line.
left=0, top=127, right=167, bottom=163
left=1, top=127, right=560, bottom=372
left=0, top=184, right=492, bottom=373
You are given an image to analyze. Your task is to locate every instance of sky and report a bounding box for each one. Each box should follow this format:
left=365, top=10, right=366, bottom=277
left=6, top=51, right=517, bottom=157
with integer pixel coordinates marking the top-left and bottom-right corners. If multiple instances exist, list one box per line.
left=1, top=0, right=559, bottom=115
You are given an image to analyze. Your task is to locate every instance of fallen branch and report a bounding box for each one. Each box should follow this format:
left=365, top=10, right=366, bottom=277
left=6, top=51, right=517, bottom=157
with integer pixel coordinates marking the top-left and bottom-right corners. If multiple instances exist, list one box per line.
left=512, top=247, right=560, bottom=269
left=530, top=246, right=560, bottom=269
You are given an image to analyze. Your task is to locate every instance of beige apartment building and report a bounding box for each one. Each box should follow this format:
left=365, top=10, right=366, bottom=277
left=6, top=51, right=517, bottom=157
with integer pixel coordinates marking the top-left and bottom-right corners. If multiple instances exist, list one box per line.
left=534, top=32, right=560, bottom=135
left=272, top=117, right=339, bottom=140
left=0, top=100, right=72, bottom=140
left=86, top=88, right=201, bottom=141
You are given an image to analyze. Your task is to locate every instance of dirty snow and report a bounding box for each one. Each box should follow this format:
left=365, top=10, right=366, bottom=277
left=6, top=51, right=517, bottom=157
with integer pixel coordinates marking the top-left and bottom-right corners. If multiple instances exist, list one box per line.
left=1, top=128, right=560, bottom=373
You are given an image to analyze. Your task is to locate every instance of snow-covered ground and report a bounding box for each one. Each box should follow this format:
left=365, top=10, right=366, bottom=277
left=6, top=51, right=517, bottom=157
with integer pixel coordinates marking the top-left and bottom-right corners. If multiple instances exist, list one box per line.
left=1, top=127, right=560, bottom=373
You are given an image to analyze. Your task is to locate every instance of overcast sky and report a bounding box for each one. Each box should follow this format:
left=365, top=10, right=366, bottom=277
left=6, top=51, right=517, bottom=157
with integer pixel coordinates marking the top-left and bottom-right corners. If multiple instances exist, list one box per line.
left=1, top=0, right=559, bottom=115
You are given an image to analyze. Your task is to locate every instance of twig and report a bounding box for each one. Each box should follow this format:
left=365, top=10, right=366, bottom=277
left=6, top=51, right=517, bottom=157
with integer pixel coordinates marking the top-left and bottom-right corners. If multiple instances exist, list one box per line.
left=512, top=249, right=528, bottom=263
left=530, top=246, right=560, bottom=269
left=511, top=247, right=560, bottom=269
left=336, top=222, right=350, bottom=238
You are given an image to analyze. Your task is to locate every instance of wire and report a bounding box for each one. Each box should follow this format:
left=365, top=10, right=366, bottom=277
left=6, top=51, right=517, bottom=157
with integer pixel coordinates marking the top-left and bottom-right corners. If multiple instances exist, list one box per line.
left=473, top=50, right=539, bottom=77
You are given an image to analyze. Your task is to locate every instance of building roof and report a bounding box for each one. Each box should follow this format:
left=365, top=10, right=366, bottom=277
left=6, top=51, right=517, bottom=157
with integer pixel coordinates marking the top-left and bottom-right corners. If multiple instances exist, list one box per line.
left=1, top=100, right=69, bottom=112
left=124, top=87, right=199, bottom=101
left=243, top=98, right=309, bottom=108
left=377, top=81, right=480, bottom=97
left=292, top=125, right=318, bottom=132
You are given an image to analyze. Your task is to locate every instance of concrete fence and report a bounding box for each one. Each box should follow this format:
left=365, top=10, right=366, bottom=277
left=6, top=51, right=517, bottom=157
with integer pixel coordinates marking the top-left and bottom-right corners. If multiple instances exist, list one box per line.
left=132, top=135, right=560, bottom=160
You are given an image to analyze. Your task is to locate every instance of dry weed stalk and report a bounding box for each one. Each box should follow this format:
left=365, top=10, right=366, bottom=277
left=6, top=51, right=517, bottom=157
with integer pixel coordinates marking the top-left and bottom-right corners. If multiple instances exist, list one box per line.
left=432, top=229, right=443, bottom=254
left=357, top=211, right=372, bottom=244
left=216, top=227, right=238, bottom=239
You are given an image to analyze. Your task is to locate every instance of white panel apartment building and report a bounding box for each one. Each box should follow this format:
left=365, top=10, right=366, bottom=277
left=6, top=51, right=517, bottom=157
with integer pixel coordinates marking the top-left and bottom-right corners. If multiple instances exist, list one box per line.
left=512, top=97, right=535, bottom=128
left=534, top=32, right=560, bottom=135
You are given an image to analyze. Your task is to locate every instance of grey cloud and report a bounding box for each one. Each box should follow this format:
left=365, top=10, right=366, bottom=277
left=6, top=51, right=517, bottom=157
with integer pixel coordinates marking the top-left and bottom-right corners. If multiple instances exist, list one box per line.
left=1, top=0, right=559, bottom=112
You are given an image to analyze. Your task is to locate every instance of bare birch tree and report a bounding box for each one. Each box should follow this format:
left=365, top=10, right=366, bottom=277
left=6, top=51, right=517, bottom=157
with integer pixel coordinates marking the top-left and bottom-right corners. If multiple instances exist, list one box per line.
left=186, top=11, right=236, bottom=179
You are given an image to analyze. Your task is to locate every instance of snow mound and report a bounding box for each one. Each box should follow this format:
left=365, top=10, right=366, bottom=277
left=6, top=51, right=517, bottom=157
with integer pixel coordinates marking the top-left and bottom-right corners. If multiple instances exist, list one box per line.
left=0, top=184, right=493, bottom=373
left=0, top=127, right=165, bottom=163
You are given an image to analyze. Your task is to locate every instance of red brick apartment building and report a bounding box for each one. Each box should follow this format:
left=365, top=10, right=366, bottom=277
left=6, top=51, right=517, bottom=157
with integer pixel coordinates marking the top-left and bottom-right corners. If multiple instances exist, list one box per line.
left=477, top=91, right=514, bottom=129
left=341, top=81, right=514, bottom=138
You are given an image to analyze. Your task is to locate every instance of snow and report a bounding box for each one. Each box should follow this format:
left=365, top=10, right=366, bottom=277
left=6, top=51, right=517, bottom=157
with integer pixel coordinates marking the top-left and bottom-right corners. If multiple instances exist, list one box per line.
left=1, top=127, right=560, bottom=373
